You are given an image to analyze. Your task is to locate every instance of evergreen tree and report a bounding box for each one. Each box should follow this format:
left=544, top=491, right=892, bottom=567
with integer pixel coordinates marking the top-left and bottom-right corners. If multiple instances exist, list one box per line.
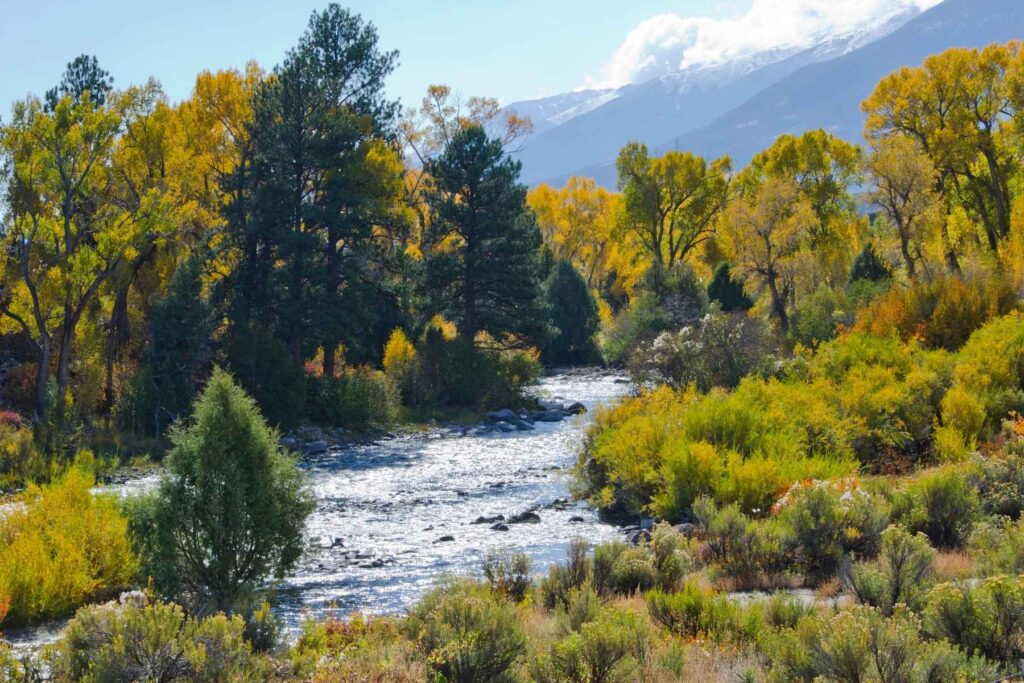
left=848, top=242, right=892, bottom=285
left=423, top=125, right=547, bottom=345
left=542, top=260, right=599, bottom=365
left=44, top=54, right=113, bottom=110
left=707, top=261, right=753, bottom=312
left=121, top=258, right=212, bottom=437
left=131, top=369, right=314, bottom=613
left=225, top=4, right=402, bottom=382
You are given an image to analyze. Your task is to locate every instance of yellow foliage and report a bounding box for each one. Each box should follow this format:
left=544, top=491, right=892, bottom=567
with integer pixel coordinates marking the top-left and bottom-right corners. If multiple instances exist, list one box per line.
left=383, top=329, right=417, bottom=373
left=0, top=468, right=138, bottom=625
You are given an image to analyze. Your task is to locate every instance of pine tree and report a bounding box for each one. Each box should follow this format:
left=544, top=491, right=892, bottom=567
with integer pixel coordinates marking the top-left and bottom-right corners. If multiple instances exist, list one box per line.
left=707, top=261, right=753, bottom=312
left=423, top=125, right=547, bottom=345
left=848, top=242, right=892, bottom=285
left=543, top=260, right=599, bottom=365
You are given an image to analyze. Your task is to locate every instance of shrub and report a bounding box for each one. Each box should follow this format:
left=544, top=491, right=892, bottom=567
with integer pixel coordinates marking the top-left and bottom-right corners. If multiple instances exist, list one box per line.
left=941, top=313, right=1024, bottom=447
left=847, top=242, right=892, bottom=285
left=382, top=328, right=420, bottom=404
left=405, top=579, right=526, bottom=683
left=924, top=575, right=1024, bottom=662
left=307, top=366, right=400, bottom=428
left=414, top=335, right=540, bottom=409
left=224, top=324, right=307, bottom=429
left=49, top=596, right=267, bottom=682
left=771, top=604, right=993, bottom=683
left=774, top=483, right=889, bottom=582
left=533, top=605, right=651, bottom=683
left=646, top=584, right=744, bottom=641
left=610, top=546, right=657, bottom=594
left=845, top=525, right=935, bottom=615
left=650, top=523, right=691, bottom=590
left=540, top=538, right=592, bottom=608
left=0, top=468, right=137, bottom=625
left=970, top=443, right=1024, bottom=519
left=789, top=285, right=847, bottom=348
left=482, top=550, right=531, bottom=603
left=591, top=541, right=626, bottom=597
left=901, top=465, right=979, bottom=549
left=631, top=307, right=773, bottom=392
left=0, top=422, right=44, bottom=490
left=968, top=519, right=1024, bottom=576
left=129, top=368, right=314, bottom=613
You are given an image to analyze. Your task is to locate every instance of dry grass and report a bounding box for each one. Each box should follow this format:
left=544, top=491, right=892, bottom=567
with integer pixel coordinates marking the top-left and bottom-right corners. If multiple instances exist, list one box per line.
left=933, top=551, right=976, bottom=581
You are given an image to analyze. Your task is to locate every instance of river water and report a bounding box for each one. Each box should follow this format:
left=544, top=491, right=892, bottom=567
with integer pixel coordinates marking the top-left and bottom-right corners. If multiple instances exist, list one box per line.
left=5, top=370, right=631, bottom=648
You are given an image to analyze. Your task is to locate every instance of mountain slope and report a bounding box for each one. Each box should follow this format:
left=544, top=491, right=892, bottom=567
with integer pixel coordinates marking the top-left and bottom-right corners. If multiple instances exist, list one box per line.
left=587, top=0, right=1024, bottom=187
left=509, top=4, right=924, bottom=185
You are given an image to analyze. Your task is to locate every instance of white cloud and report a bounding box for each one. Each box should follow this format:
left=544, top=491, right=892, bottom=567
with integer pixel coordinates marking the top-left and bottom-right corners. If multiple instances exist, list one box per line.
left=583, top=0, right=943, bottom=89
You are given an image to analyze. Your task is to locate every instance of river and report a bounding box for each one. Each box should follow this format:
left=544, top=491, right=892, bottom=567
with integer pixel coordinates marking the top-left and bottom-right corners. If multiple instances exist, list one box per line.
left=4, top=370, right=631, bottom=648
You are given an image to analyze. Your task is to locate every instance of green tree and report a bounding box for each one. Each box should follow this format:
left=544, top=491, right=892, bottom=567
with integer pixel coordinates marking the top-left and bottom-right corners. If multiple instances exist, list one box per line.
left=225, top=4, right=402, bottom=383
left=44, top=54, right=113, bottom=110
left=542, top=260, right=599, bottom=365
left=706, top=261, right=752, bottom=312
left=848, top=242, right=891, bottom=285
left=120, top=257, right=213, bottom=437
left=131, top=368, right=313, bottom=613
left=423, top=125, right=547, bottom=345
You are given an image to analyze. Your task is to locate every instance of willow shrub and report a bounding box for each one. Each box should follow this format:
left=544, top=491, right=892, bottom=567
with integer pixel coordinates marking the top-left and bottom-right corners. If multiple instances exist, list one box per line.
left=307, top=366, right=400, bottom=428
left=0, top=467, right=137, bottom=625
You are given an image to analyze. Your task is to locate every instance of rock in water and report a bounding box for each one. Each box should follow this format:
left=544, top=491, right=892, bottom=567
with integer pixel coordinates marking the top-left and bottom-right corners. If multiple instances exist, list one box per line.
left=532, top=410, right=564, bottom=423
left=508, top=510, right=541, bottom=524
left=565, top=402, right=587, bottom=415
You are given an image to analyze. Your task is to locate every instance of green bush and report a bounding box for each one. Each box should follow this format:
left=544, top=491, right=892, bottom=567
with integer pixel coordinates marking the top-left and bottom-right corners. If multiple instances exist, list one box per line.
left=532, top=605, right=651, bottom=683
left=0, top=468, right=137, bottom=626
left=924, top=575, right=1024, bottom=662
left=414, top=334, right=541, bottom=410
left=540, top=538, right=592, bottom=608
left=128, top=368, right=314, bottom=613
left=0, top=421, right=45, bottom=490
left=646, top=584, right=745, bottom=641
left=482, top=550, right=531, bottom=603
left=789, top=285, right=847, bottom=348
left=306, top=366, right=399, bottom=428
left=405, top=579, right=526, bottom=683
left=542, top=259, right=600, bottom=365
left=707, top=261, right=752, bottom=312
left=968, top=519, right=1024, bottom=576
left=609, top=546, right=657, bottom=594
left=901, top=466, right=979, bottom=549
left=49, top=596, right=268, bottom=682
left=771, top=604, right=993, bottom=683
left=845, top=525, right=935, bottom=615
left=224, top=324, right=307, bottom=429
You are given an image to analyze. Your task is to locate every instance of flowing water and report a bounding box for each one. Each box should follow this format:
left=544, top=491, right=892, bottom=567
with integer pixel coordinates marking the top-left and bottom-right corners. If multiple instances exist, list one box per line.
left=4, top=370, right=631, bottom=648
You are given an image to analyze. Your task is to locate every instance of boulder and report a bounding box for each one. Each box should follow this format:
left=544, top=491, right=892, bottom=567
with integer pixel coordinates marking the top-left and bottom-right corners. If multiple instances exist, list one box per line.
left=434, top=535, right=455, bottom=543
left=564, top=402, right=587, bottom=415
left=568, top=515, right=586, bottom=523
left=513, top=418, right=535, bottom=431
left=495, top=421, right=516, bottom=433
left=626, top=529, right=652, bottom=545
left=302, top=440, right=328, bottom=455
left=485, top=408, right=518, bottom=423
left=279, top=437, right=299, bottom=451
left=490, top=523, right=510, bottom=531
left=532, top=410, right=564, bottom=423
left=538, top=399, right=564, bottom=411
left=472, top=514, right=505, bottom=525
left=508, top=510, right=541, bottom=524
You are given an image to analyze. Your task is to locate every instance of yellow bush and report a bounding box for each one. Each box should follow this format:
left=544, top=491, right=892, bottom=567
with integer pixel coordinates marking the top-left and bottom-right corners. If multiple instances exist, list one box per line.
left=383, top=328, right=416, bottom=373
left=0, top=468, right=138, bottom=625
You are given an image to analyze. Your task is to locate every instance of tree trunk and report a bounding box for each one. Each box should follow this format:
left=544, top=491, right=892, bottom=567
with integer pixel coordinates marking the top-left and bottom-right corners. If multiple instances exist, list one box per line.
left=35, top=341, right=51, bottom=423
left=767, top=275, right=789, bottom=333
left=322, top=341, right=337, bottom=378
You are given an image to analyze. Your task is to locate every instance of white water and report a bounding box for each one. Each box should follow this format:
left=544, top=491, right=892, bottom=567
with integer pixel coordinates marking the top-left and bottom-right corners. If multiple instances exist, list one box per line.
left=4, top=370, right=631, bottom=648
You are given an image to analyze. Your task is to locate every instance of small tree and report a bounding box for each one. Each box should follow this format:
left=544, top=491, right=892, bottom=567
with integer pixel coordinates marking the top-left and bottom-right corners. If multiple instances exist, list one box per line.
left=848, top=242, right=891, bottom=285
left=132, top=368, right=313, bottom=613
left=542, top=260, right=599, bottom=365
left=706, top=261, right=752, bottom=312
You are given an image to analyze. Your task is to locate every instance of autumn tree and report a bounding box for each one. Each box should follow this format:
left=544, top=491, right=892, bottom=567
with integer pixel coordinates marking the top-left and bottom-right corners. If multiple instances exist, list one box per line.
left=422, top=125, right=546, bottom=345
left=721, top=177, right=815, bottom=332
left=0, top=68, right=157, bottom=423
left=865, top=135, right=941, bottom=279
left=616, top=143, right=731, bottom=271
left=863, top=42, right=1023, bottom=261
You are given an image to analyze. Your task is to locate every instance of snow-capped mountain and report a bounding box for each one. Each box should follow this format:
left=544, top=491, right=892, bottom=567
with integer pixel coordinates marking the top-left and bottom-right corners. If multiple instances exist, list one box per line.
left=506, top=3, right=927, bottom=185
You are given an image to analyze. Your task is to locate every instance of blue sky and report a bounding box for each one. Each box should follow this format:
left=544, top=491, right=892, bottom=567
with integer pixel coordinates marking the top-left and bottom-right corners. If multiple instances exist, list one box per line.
left=1, top=0, right=936, bottom=117
left=0, top=0, right=732, bottom=116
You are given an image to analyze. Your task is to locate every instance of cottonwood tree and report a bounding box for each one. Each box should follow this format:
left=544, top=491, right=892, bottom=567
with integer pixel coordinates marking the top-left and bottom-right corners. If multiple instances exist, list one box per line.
left=616, top=142, right=731, bottom=272
left=721, top=177, right=816, bottom=332
left=0, top=78, right=156, bottom=423
left=866, top=135, right=941, bottom=279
